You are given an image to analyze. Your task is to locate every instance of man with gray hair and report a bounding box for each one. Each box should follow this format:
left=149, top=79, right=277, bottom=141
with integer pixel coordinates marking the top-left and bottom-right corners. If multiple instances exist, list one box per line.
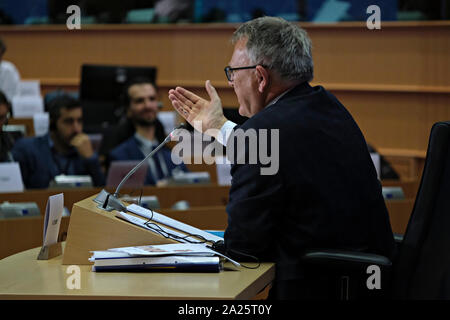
left=169, top=17, right=395, bottom=299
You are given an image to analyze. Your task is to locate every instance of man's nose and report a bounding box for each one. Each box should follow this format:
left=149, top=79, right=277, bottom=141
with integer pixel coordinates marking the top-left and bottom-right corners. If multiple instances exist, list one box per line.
left=73, top=121, right=82, bottom=133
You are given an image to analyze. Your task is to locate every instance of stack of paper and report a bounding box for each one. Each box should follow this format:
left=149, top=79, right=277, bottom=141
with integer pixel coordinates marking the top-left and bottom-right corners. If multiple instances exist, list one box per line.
left=89, top=243, right=240, bottom=273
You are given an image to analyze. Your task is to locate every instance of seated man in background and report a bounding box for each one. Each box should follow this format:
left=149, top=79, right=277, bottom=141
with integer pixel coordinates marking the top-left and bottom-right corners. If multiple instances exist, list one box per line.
left=98, top=77, right=166, bottom=171
left=109, top=78, right=187, bottom=185
left=0, top=38, right=20, bottom=102
left=12, top=95, right=105, bottom=188
left=0, top=91, right=14, bottom=162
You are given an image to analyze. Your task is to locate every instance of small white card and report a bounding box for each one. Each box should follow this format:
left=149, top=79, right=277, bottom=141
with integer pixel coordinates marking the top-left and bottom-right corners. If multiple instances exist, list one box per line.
left=43, top=193, right=64, bottom=247
left=0, top=162, right=24, bottom=193
left=18, top=80, right=41, bottom=97
left=12, top=96, right=44, bottom=118
left=33, top=112, right=49, bottom=137
left=157, top=111, right=177, bottom=135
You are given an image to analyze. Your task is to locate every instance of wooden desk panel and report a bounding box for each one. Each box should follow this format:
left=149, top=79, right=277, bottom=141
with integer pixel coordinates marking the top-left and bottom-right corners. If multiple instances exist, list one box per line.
left=0, top=216, right=70, bottom=260
left=0, top=244, right=275, bottom=300
left=0, top=184, right=230, bottom=215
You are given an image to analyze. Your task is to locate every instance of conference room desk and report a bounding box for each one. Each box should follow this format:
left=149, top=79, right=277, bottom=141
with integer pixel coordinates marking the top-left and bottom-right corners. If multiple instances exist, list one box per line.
left=0, top=244, right=275, bottom=300
left=0, top=205, right=227, bottom=260
left=0, top=184, right=230, bottom=214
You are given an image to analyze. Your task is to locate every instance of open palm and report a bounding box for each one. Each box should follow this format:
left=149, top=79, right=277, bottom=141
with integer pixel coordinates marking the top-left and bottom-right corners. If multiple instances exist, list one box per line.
left=168, top=80, right=227, bottom=134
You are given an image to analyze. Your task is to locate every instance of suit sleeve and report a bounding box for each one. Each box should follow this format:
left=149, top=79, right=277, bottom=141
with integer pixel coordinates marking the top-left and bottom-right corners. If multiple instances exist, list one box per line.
left=10, top=139, right=33, bottom=188
left=224, top=128, right=284, bottom=261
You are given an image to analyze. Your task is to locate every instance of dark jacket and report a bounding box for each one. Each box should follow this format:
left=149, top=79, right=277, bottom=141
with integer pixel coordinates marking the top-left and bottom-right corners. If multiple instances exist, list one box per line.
left=11, top=133, right=105, bottom=189
left=223, top=82, right=395, bottom=299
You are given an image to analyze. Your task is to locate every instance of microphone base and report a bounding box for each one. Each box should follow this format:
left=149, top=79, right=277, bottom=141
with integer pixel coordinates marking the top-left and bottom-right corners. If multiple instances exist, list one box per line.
left=93, top=189, right=127, bottom=212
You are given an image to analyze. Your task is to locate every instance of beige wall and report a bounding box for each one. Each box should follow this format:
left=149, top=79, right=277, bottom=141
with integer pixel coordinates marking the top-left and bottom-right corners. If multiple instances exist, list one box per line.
left=1, top=21, right=449, bottom=169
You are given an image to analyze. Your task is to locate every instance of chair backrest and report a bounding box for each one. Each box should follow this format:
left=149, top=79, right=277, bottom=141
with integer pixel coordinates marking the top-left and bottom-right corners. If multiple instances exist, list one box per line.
left=392, top=121, right=450, bottom=299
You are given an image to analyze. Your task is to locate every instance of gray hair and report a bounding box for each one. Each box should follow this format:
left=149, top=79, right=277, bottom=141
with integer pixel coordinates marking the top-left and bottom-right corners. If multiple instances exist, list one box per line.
left=231, top=17, right=313, bottom=83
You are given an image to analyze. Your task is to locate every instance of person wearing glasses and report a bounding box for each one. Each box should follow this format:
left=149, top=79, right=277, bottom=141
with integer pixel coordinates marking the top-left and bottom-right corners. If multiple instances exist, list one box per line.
left=169, top=17, right=395, bottom=300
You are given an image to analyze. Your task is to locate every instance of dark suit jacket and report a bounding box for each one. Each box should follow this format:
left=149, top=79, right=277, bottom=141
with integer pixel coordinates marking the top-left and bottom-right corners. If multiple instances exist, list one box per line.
left=109, top=135, right=188, bottom=185
left=11, top=133, right=105, bottom=189
left=223, top=82, right=395, bottom=299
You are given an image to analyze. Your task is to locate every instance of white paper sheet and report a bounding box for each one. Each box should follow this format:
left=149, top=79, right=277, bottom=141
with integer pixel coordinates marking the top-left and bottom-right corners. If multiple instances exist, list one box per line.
left=126, top=204, right=223, bottom=243
left=92, top=243, right=241, bottom=267
left=0, top=162, right=24, bottom=193
left=11, top=96, right=44, bottom=118
left=18, top=80, right=41, bottom=97
left=116, top=211, right=194, bottom=243
left=32, top=112, right=49, bottom=137
left=43, top=193, right=63, bottom=246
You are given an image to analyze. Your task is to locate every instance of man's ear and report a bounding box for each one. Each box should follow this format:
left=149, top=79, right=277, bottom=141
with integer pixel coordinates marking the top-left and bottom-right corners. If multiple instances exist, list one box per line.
left=255, top=65, right=270, bottom=93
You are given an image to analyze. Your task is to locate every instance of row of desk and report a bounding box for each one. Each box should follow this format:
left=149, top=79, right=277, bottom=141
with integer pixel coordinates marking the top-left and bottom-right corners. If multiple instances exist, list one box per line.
left=0, top=180, right=420, bottom=300
left=0, top=180, right=419, bottom=260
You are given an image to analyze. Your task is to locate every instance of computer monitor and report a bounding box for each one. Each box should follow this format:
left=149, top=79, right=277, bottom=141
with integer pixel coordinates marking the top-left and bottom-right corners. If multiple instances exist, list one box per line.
left=79, top=64, right=157, bottom=133
left=106, top=160, right=148, bottom=189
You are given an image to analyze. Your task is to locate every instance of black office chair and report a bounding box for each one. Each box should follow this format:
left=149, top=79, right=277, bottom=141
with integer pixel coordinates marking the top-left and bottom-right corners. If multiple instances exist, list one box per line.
left=301, top=121, right=450, bottom=300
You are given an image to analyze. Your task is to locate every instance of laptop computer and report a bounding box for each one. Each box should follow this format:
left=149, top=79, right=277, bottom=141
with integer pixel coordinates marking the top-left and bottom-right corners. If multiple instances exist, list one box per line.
left=106, top=161, right=148, bottom=189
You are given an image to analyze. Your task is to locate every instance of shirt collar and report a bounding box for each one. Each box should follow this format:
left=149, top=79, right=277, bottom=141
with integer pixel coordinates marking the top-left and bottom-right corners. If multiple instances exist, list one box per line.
left=265, top=87, right=295, bottom=108
left=134, top=132, right=158, bottom=149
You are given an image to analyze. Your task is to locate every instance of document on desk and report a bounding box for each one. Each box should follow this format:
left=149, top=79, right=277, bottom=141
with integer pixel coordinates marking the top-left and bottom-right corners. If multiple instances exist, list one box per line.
left=126, top=204, right=224, bottom=243
left=90, top=243, right=241, bottom=271
left=116, top=211, right=199, bottom=244
left=89, top=250, right=222, bottom=273
left=43, top=193, right=63, bottom=246
left=0, top=162, right=24, bottom=193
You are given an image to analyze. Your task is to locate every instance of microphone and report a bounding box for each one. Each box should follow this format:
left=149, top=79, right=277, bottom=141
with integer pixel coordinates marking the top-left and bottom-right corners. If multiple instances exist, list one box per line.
left=94, top=123, right=186, bottom=212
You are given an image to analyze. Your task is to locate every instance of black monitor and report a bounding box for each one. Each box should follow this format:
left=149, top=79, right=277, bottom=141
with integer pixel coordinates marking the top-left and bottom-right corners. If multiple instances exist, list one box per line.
left=79, top=64, right=157, bottom=133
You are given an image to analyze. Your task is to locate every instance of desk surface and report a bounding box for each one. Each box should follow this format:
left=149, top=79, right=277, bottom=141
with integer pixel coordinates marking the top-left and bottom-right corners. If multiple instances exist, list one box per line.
left=0, top=245, right=274, bottom=300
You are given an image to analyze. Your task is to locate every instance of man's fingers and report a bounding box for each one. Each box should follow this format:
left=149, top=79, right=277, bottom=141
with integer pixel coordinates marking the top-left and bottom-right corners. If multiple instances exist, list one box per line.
left=171, top=100, right=190, bottom=119
left=174, top=86, right=201, bottom=104
left=205, top=80, right=219, bottom=101
left=170, top=89, right=194, bottom=109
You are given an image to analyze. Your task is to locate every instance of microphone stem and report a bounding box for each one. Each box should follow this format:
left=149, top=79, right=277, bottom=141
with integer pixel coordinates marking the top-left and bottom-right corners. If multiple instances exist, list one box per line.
left=114, top=136, right=170, bottom=196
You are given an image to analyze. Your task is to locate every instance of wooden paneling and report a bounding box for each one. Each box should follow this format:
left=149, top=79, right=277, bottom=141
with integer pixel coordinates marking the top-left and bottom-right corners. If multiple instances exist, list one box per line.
left=0, top=216, right=69, bottom=260
left=0, top=185, right=230, bottom=215
left=1, top=21, right=448, bottom=179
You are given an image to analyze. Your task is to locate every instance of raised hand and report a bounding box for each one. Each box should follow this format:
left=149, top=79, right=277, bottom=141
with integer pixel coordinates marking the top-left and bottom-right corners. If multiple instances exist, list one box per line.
left=168, top=80, right=227, bottom=135
left=70, top=133, right=94, bottom=159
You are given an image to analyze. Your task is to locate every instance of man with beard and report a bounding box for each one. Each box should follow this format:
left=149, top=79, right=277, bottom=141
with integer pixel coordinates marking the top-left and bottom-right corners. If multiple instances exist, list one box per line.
left=109, top=79, right=188, bottom=185
left=11, top=95, right=105, bottom=189
left=98, top=77, right=167, bottom=171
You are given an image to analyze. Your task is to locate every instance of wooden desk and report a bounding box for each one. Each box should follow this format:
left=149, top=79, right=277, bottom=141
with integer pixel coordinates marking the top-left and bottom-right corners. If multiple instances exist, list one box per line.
left=0, top=245, right=275, bottom=300
left=0, top=205, right=227, bottom=260
left=0, top=184, right=230, bottom=215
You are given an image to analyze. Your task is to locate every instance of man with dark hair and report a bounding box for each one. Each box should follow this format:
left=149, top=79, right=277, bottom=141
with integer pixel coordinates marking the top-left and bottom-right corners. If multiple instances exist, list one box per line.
left=11, top=95, right=104, bottom=189
left=109, top=78, right=187, bottom=185
left=98, top=77, right=166, bottom=170
left=169, top=17, right=395, bottom=299
left=0, top=38, right=20, bottom=101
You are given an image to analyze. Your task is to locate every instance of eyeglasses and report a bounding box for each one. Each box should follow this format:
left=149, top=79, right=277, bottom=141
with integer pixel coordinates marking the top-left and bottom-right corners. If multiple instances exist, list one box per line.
left=224, top=65, right=261, bottom=82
